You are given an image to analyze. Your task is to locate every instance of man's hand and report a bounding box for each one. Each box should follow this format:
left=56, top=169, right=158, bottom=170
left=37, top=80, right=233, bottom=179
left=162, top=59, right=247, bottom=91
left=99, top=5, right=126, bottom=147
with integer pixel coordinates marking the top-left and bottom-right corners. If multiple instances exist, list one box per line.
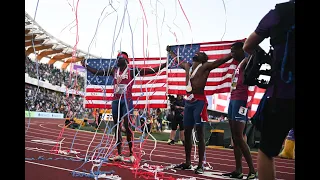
left=81, top=59, right=86, bottom=67
left=166, top=45, right=171, bottom=52
left=226, top=52, right=233, bottom=59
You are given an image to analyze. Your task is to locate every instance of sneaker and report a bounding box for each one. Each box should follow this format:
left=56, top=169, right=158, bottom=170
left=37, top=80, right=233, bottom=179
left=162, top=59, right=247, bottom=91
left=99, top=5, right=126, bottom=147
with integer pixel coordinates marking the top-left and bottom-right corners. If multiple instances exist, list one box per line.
left=129, top=155, right=135, bottom=163
left=222, top=171, right=244, bottom=179
left=177, top=140, right=183, bottom=145
left=174, top=163, right=192, bottom=170
left=168, top=140, right=175, bottom=145
left=246, top=172, right=257, bottom=179
left=109, top=155, right=124, bottom=161
left=194, top=166, right=204, bottom=174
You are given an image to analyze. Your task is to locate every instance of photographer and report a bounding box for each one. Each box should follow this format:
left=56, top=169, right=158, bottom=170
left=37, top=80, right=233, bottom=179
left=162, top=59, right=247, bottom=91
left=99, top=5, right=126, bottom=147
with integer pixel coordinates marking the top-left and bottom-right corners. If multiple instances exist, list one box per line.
left=167, top=95, right=185, bottom=145
left=243, top=1, right=295, bottom=179
left=166, top=95, right=175, bottom=129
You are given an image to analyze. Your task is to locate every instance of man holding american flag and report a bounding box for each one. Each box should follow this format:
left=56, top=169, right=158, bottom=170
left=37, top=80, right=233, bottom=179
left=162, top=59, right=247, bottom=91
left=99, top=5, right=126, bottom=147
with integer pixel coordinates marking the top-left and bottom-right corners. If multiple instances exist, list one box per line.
left=167, top=45, right=233, bottom=174
left=81, top=51, right=166, bottom=163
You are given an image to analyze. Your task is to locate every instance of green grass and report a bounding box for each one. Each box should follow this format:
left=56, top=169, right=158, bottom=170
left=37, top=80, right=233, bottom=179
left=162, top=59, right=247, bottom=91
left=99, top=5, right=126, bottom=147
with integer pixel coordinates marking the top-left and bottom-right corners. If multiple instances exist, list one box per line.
left=79, top=126, right=97, bottom=132
left=134, top=132, right=170, bottom=141
left=79, top=125, right=170, bottom=141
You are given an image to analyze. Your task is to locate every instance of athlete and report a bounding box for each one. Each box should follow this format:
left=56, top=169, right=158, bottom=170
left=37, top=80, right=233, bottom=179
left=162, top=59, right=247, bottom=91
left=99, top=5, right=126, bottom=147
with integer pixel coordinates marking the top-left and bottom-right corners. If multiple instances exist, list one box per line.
left=167, top=46, right=233, bottom=174
left=222, top=42, right=257, bottom=179
left=82, top=52, right=166, bottom=162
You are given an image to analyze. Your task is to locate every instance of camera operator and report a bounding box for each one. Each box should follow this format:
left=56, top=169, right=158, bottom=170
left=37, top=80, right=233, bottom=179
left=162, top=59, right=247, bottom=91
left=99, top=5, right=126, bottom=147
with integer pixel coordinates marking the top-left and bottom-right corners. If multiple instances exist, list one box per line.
left=167, top=95, right=185, bottom=145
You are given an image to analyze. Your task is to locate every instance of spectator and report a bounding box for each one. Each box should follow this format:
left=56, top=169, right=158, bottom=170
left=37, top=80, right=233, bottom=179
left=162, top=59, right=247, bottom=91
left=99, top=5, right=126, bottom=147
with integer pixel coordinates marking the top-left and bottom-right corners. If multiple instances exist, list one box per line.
left=25, top=57, right=85, bottom=91
left=168, top=95, right=185, bottom=145
left=25, top=83, right=93, bottom=119
left=155, top=108, right=163, bottom=132
left=25, top=56, right=92, bottom=118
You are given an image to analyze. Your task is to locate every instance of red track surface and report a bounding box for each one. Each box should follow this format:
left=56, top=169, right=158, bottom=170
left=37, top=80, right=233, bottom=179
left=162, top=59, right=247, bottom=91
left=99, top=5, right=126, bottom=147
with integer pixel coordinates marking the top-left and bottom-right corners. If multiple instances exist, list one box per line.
left=25, top=118, right=295, bottom=180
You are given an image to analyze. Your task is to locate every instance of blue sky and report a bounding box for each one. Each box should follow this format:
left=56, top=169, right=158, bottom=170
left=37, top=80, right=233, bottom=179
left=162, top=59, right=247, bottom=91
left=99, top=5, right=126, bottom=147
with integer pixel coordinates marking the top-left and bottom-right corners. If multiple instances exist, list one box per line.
left=25, top=0, right=287, bottom=65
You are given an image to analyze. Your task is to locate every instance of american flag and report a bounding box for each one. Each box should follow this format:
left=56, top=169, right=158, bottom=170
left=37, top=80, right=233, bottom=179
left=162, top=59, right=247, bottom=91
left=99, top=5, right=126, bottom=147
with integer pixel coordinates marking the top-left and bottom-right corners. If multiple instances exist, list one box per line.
left=167, top=39, right=245, bottom=95
left=84, top=39, right=265, bottom=117
left=84, top=58, right=168, bottom=109
left=167, top=39, right=265, bottom=118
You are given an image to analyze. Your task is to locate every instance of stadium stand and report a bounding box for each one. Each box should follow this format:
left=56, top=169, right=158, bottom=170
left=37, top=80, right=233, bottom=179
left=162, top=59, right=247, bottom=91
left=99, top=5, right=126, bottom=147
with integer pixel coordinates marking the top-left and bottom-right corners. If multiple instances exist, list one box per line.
left=25, top=56, right=93, bottom=119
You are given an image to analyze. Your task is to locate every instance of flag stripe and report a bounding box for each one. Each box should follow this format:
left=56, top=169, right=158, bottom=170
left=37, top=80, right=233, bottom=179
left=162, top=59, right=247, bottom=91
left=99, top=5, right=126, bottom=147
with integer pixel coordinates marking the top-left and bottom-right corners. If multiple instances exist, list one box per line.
left=212, top=87, right=266, bottom=118
left=85, top=95, right=167, bottom=101
left=85, top=104, right=167, bottom=109
left=86, top=86, right=167, bottom=93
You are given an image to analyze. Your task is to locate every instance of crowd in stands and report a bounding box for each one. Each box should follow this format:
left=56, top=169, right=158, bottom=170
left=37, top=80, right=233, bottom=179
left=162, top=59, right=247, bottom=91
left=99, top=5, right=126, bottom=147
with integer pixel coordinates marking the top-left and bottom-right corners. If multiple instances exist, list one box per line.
left=25, top=57, right=93, bottom=118
left=25, top=57, right=85, bottom=91
left=25, top=83, right=93, bottom=119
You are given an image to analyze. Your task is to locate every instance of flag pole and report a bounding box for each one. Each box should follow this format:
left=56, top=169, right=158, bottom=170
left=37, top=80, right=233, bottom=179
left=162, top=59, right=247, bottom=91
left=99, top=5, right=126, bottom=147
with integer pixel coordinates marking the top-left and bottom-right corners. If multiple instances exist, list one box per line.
left=84, top=60, right=87, bottom=110
left=166, top=51, right=169, bottom=110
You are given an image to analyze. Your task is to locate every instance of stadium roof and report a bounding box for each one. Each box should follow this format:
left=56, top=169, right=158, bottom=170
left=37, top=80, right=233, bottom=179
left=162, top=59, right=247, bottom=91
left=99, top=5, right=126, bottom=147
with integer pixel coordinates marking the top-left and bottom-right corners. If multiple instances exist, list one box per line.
left=25, top=12, right=100, bottom=70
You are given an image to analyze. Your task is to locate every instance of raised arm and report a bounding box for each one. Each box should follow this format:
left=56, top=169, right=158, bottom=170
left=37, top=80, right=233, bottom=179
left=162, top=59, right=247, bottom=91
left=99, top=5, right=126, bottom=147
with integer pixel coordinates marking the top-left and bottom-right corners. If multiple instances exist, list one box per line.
left=202, top=53, right=233, bottom=71
left=243, top=32, right=265, bottom=55
left=138, top=63, right=167, bottom=76
left=166, top=45, right=189, bottom=70
left=243, top=10, right=278, bottom=54
left=81, top=60, right=114, bottom=76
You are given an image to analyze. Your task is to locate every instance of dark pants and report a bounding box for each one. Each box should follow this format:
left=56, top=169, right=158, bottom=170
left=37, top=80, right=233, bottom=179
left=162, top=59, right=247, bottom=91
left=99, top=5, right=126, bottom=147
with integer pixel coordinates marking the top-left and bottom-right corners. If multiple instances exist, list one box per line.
left=259, top=98, right=295, bottom=158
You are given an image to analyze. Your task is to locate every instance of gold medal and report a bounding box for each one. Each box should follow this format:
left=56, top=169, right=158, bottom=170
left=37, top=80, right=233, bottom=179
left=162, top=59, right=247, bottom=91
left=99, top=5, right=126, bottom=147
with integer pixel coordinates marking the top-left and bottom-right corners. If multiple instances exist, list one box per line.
left=114, top=84, right=119, bottom=93
left=186, top=85, right=192, bottom=92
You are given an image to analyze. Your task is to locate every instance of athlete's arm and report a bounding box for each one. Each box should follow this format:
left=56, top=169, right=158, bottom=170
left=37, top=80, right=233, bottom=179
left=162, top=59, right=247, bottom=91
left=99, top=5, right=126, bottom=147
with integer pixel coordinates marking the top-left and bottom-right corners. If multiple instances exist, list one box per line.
left=81, top=60, right=114, bottom=76
left=176, top=106, right=185, bottom=110
left=166, top=45, right=189, bottom=70
left=202, top=53, right=233, bottom=71
left=240, top=57, right=249, bottom=83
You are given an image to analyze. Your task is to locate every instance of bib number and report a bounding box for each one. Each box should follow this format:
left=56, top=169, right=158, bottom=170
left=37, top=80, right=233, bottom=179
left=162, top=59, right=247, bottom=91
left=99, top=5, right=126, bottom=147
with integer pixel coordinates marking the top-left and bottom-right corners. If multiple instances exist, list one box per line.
left=238, top=106, right=248, bottom=116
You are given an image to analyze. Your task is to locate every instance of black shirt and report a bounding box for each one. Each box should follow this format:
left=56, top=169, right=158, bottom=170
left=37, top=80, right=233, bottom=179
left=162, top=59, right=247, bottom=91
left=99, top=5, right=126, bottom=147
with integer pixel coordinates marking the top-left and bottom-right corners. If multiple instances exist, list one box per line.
left=174, top=99, right=185, bottom=115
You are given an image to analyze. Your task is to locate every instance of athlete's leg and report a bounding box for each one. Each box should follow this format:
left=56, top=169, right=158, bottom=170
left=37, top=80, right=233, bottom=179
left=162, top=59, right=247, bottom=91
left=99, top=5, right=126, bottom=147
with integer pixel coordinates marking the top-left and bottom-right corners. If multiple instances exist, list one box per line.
left=184, top=125, right=193, bottom=165
left=223, top=100, right=246, bottom=178
left=233, top=100, right=256, bottom=177
left=193, top=100, right=206, bottom=172
left=122, top=99, right=134, bottom=156
left=232, top=121, right=255, bottom=174
left=195, top=125, right=205, bottom=168
left=174, top=101, right=194, bottom=170
left=168, top=117, right=178, bottom=144
left=111, top=100, right=124, bottom=156
left=179, top=118, right=185, bottom=142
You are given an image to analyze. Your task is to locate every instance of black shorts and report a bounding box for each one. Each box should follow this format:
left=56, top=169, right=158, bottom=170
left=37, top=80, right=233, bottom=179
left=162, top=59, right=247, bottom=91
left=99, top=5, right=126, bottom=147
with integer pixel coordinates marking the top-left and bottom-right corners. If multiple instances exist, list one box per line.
left=259, top=98, right=295, bottom=158
left=172, top=114, right=184, bottom=131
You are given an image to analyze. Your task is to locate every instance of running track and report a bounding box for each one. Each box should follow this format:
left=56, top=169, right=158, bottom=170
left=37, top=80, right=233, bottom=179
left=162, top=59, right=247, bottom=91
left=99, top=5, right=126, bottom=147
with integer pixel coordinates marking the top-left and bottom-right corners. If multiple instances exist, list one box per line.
left=25, top=118, right=295, bottom=180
